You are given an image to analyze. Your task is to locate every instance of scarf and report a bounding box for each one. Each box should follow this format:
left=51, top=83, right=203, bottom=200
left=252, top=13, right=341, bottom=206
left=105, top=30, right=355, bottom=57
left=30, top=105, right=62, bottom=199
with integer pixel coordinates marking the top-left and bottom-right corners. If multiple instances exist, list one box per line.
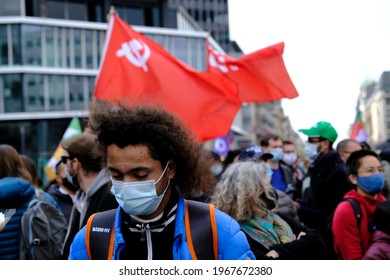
left=240, top=212, right=295, bottom=250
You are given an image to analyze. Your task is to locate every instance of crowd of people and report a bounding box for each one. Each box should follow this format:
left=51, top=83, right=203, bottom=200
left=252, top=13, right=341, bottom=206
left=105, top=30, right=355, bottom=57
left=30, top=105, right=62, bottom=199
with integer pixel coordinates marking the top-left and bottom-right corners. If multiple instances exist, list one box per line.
left=0, top=100, right=389, bottom=260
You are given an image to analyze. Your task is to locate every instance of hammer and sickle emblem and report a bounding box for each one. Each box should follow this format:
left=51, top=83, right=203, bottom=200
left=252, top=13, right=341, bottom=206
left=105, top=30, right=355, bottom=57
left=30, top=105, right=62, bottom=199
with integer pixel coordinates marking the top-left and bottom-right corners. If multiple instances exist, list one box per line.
left=208, top=49, right=239, bottom=73
left=117, top=39, right=151, bottom=72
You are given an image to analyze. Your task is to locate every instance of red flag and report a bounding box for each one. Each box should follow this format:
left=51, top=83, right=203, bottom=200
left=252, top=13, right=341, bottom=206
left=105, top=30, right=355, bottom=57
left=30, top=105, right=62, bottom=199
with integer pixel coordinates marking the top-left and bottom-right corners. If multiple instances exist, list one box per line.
left=94, top=14, right=241, bottom=142
left=207, top=40, right=299, bottom=103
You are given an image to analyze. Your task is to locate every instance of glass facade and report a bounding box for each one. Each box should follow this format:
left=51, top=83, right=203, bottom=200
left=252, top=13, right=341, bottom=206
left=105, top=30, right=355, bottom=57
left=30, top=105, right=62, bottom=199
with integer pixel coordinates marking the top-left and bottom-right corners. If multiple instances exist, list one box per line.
left=0, top=3, right=208, bottom=183
left=172, top=0, right=232, bottom=52
left=0, top=22, right=206, bottom=114
left=0, top=118, right=86, bottom=178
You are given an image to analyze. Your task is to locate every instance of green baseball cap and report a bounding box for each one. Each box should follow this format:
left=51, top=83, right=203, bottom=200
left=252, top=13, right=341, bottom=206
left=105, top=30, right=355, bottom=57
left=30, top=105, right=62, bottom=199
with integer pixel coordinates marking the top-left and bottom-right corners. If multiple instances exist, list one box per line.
left=299, top=121, right=338, bottom=143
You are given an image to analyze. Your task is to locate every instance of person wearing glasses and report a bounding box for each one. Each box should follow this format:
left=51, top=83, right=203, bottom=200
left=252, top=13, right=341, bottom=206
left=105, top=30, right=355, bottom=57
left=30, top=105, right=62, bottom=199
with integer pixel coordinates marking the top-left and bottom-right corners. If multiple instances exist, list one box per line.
left=332, top=150, right=387, bottom=259
left=60, top=133, right=118, bottom=259
left=294, top=121, right=342, bottom=259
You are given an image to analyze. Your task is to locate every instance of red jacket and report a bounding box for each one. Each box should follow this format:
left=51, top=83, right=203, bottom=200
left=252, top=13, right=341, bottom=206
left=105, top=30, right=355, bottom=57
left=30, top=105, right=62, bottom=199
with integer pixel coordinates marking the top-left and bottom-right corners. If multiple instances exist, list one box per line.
left=332, top=189, right=386, bottom=259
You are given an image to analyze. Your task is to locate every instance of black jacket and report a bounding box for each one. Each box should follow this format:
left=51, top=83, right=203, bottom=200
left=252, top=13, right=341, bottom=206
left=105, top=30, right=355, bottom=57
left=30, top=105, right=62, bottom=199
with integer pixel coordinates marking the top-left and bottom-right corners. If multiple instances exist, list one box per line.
left=247, top=212, right=327, bottom=260
left=298, top=150, right=353, bottom=257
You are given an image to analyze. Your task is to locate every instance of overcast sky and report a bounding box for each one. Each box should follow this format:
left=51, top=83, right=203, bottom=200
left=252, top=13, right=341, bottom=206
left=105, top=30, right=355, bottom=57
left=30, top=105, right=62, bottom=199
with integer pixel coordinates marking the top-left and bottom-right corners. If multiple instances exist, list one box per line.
left=228, top=0, right=390, bottom=142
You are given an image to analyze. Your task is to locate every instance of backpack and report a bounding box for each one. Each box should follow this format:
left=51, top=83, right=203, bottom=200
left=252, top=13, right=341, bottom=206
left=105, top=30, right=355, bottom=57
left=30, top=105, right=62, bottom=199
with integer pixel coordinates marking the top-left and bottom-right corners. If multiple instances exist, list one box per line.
left=326, top=197, right=362, bottom=258
left=328, top=198, right=362, bottom=231
left=20, top=189, right=68, bottom=260
left=85, top=199, right=218, bottom=260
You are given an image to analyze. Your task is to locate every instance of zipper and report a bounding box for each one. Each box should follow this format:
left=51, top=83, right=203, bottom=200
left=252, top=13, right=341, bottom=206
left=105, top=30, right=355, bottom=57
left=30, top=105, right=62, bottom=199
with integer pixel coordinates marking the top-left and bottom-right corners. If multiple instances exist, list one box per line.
left=145, top=224, right=152, bottom=260
left=136, top=223, right=153, bottom=260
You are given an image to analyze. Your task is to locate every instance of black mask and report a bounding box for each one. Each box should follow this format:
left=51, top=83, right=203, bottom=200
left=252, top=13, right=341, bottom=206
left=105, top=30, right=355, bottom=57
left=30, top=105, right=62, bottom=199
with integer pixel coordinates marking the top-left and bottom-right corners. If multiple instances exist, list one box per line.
left=260, top=189, right=278, bottom=210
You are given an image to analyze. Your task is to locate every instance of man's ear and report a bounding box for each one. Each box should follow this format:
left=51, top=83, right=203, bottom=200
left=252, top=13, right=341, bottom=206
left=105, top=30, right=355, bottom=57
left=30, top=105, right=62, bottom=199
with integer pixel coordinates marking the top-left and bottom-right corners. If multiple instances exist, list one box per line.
left=71, top=158, right=81, bottom=173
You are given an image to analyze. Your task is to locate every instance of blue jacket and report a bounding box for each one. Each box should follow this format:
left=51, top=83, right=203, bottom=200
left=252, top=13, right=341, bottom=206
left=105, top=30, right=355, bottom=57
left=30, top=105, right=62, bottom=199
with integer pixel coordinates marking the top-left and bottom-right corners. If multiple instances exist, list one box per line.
left=69, top=193, right=255, bottom=260
left=0, top=177, right=35, bottom=260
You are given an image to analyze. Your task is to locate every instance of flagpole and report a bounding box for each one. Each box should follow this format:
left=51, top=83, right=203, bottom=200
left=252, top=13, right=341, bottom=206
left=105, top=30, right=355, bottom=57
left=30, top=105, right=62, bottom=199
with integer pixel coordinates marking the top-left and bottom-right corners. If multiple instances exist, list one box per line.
left=91, top=6, right=117, bottom=107
left=107, top=5, right=117, bottom=22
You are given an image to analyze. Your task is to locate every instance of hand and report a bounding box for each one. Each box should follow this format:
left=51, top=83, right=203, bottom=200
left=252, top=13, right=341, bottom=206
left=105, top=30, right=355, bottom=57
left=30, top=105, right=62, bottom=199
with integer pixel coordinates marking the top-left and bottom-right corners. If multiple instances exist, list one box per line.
left=266, top=250, right=280, bottom=258
left=297, top=231, right=306, bottom=239
left=292, top=200, right=301, bottom=209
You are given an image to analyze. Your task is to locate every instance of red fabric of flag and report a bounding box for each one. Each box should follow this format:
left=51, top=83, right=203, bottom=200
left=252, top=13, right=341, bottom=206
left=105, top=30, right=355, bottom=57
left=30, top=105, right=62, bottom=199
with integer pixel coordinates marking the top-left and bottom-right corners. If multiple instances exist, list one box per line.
left=94, top=14, right=241, bottom=142
left=207, top=40, right=299, bottom=103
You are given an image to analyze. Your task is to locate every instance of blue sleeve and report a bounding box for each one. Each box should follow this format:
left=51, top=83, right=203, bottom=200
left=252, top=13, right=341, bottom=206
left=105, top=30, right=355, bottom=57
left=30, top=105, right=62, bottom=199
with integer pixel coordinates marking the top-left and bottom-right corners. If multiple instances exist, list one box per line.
left=68, top=226, right=89, bottom=260
left=214, top=209, right=256, bottom=260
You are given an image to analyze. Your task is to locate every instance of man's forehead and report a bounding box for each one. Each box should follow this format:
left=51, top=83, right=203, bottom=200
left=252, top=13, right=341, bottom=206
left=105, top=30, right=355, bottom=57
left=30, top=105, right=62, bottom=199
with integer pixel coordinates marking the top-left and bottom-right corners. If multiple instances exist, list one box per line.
left=269, top=138, right=283, bottom=146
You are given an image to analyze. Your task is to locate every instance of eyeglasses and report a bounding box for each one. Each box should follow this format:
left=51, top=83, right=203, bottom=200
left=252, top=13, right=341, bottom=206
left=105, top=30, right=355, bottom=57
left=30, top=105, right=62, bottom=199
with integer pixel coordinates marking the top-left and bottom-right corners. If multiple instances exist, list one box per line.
left=61, top=156, right=73, bottom=164
left=308, top=137, right=326, bottom=144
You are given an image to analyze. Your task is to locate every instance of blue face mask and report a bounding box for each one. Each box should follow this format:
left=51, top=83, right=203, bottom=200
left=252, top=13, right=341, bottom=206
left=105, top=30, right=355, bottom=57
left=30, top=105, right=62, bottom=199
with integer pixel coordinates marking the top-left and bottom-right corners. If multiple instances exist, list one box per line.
left=356, top=173, right=385, bottom=195
left=270, top=148, right=283, bottom=162
left=266, top=164, right=273, bottom=179
left=211, top=164, right=223, bottom=177
left=110, top=162, right=170, bottom=216
left=304, top=143, right=318, bottom=160
left=64, top=163, right=79, bottom=188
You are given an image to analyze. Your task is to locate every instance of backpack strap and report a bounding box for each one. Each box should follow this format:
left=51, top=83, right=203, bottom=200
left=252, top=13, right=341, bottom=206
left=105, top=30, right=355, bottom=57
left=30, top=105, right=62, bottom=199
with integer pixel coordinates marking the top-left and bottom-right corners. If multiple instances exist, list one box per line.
left=345, top=198, right=362, bottom=229
left=184, top=199, right=218, bottom=260
left=86, top=209, right=116, bottom=260
left=34, top=188, right=45, bottom=202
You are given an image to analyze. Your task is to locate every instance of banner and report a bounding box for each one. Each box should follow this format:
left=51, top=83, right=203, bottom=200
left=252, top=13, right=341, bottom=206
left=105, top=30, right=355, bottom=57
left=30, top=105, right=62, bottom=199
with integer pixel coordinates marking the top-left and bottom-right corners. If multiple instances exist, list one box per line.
left=94, top=14, right=241, bottom=142
left=350, top=106, right=369, bottom=143
left=44, top=117, right=82, bottom=181
left=207, top=40, right=299, bottom=103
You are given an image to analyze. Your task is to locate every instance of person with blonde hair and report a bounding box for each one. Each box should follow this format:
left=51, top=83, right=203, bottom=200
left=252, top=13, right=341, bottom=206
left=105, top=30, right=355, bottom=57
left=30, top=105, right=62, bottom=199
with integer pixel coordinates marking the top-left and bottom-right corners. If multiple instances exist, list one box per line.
left=0, top=144, right=35, bottom=259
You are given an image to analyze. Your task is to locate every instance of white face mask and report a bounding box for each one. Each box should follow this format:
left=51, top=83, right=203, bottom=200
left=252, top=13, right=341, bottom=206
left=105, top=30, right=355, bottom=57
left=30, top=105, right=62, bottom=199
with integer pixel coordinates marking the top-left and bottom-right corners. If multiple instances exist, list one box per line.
left=282, top=152, right=298, bottom=165
left=110, top=162, right=170, bottom=216
left=304, top=143, right=319, bottom=160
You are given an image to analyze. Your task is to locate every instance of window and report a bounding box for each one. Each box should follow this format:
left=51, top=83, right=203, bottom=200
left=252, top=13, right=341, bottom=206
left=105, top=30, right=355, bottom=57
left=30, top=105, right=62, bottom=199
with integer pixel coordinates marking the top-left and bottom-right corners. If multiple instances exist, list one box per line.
left=0, top=0, right=21, bottom=16
left=3, top=74, right=23, bottom=112
left=69, top=75, right=84, bottom=110
left=0, top=25, right=8, bottom=65
left=68, top=1, right=87, bottom=21
left=45, top=26, right=55, bottom=67
left=74, top=29, right=82, bottom=68
left=12, top=25, right=22, bottom=65
left=174, top=37, right=187, bottom=64
left=22, top=25, right=42, bottom=66
left=88, top=76, right=96, bottom=100
left=47, top=0, right=65, bottom=19
left=48, top=75, right=65, bottom=111
left=24, top=74, right=44, bottom=112
left=85, top=30, right=94, bottom=68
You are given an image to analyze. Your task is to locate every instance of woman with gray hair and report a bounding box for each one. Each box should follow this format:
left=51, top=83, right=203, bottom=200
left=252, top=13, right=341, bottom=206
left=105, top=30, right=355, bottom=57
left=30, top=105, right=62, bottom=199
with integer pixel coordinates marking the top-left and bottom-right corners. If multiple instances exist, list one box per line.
left=211, top=161, right=295, bottom=256
left=211, top=161, right=328, bottom=259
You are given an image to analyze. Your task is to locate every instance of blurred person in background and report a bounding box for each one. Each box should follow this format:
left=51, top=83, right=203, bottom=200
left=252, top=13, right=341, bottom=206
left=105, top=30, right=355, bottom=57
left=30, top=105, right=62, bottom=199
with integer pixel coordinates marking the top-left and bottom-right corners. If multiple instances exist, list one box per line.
left=0, top=144, right=35, bottom=259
